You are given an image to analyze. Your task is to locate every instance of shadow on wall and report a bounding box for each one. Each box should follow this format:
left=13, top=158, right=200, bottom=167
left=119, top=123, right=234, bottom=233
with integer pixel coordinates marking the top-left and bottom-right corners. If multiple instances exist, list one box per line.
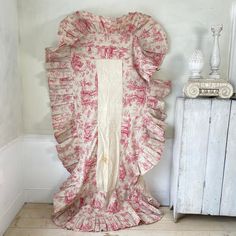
left=21, top=15, right=65, bottom=59
left=162, top=25, right=208, bottom=137
left=158, top=53, right=185, bottom=138
left=30, top=68, right=53, bottom=133
left=144, top=139, right=173, bottom=205
left=34, top=70, right=53, bottom=133
left=21, top=16, right=67, bottom=133
left=194, top=26, right=208, bottom=50
left=193, top=26, right=210, bottom=76
left=23, top=17, right=66, bottom=133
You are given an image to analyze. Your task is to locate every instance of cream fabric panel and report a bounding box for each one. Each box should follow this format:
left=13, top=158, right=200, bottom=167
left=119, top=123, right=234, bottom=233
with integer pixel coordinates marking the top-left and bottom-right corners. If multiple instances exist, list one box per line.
left=96, top=59, right=123, bottom=192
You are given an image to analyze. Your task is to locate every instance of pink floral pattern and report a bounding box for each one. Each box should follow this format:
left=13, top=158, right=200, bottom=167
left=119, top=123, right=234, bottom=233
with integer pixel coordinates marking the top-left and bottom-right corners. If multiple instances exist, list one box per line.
left=45, top=11, right=170, bottom=232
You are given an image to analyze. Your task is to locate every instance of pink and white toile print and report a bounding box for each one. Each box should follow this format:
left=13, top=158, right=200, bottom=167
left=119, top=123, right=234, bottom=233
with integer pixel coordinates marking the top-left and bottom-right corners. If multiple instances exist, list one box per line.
left=45, top=11, right=171, bottom=232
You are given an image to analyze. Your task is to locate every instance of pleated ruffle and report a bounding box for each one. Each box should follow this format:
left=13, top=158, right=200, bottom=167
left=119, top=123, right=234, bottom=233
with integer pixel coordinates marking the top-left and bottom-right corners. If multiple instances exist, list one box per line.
left=45, top=10, right=170, bottom=232
left=52, top=184, right=163, bottom=232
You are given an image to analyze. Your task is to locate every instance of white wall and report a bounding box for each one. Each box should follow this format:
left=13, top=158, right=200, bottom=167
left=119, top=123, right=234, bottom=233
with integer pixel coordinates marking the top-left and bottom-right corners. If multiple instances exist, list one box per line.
left=0, top=1, right=24, bottom=234
left=18, top=0, right=234, bottom=138
left=0, top=0, right=22, bottom=147
left=0, top=139, right=24, bottom=235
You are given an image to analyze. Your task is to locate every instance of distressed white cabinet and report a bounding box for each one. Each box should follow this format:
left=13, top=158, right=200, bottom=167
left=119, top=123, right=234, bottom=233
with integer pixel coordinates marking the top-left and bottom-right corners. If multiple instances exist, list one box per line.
left=170, top=97, right=236, bottom=221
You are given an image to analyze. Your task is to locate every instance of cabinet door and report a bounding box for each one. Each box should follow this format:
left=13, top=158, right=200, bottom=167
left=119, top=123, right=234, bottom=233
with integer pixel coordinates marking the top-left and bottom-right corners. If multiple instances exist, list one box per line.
left=177, top=99, right=211, bottom=214
left=220, top=101, right=236, bottom=216
left=202, top=100, right=231, bottom=215
left=170, top=98, right=184, bottom=210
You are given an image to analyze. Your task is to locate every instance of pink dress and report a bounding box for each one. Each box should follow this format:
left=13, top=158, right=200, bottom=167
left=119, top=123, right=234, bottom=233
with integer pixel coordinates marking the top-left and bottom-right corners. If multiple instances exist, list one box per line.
left=45, top=11, right=170, bottom=232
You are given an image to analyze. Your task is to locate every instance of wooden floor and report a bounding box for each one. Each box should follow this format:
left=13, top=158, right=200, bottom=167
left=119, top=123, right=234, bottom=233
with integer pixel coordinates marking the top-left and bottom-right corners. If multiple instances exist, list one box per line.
left=4, top=203, right=236, bottom=236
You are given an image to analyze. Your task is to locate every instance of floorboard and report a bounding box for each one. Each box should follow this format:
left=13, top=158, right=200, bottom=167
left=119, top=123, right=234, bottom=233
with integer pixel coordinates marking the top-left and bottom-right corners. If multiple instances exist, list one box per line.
left=4, top=204, right=236, bottom=236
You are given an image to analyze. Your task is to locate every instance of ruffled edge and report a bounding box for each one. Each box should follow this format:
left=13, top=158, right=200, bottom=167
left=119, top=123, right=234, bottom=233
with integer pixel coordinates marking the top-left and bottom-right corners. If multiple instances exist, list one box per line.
left=46, top=10, right=170, bottom=175
left=57, top=12, right=166, bottom=44
left=45, top=46, right=79, bottom=169
left=52, top=184, right=163, bottom=232
left=55, top=11, right=168, bottom=80
left=127, top=78, right=170, bottom=177
left=45, top=11, right=171, bottom=232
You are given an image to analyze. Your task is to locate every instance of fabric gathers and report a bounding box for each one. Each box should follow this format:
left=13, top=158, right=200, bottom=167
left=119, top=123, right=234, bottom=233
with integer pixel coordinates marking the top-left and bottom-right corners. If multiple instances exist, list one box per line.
left=45, top=11, right=170, bottom=232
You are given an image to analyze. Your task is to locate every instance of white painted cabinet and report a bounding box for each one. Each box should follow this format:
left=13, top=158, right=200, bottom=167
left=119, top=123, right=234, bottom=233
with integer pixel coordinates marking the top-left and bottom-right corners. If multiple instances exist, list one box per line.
left=170, top=97, right=236, bottom=221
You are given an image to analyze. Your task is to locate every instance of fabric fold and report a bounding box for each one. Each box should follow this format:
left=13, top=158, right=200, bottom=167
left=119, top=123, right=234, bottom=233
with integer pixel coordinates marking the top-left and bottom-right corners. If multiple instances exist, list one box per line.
left=45, top=10, right=170, bottom=232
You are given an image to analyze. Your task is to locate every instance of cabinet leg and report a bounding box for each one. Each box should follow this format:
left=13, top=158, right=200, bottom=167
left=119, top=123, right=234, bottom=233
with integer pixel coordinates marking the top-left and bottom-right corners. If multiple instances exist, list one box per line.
left=173, top=208, right=184, bottom=222
left=174, top=213, right=183, bottom=222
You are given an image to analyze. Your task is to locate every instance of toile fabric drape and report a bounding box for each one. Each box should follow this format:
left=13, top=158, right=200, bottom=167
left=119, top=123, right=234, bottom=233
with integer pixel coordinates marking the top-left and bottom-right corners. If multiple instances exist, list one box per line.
left=45, top=11, right=170, bottom=232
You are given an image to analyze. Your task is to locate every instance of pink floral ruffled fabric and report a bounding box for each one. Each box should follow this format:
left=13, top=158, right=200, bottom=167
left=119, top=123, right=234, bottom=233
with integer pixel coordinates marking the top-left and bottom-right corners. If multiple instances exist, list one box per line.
left=45, top=11, right=171, bottom=232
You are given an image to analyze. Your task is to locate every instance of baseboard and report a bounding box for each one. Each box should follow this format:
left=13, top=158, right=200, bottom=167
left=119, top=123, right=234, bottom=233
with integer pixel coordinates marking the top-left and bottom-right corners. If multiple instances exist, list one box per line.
left=0, top=137, right=21, bottom=153
left=23, top=189, right=170, bottom=206
left=0, top=191, right=24, bottom=236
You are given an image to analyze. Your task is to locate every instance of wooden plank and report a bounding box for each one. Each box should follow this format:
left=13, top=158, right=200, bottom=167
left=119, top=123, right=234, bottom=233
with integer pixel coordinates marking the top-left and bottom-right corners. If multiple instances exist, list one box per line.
left=220, top=100, right=236, bottom=216
left=170, top=98, right=184, bottom=214
left=4, top=228, right=236, bottom=236
left=4, top=204, right=236, bottom=235
left=10, top=205, right=236, bottom=232
left=177, top=98, right=211, bottom=214
left=202, top=99, right=231, bottom=215
left=23, top=203, right=53, bottom=209
left=3, top=228, right=203, bottom=236
left=17, top=207, right=52, bottom=219
left=10, top=217, right=58, bottom=229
